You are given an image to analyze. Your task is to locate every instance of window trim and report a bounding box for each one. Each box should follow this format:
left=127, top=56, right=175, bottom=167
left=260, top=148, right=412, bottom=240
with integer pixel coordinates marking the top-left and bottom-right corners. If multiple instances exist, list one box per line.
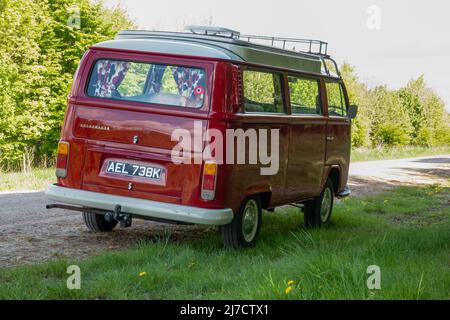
left=287, top=74, right=323, bottom=116
left=242, top=67, right=287, bottom=115
left=85, top=58, right=207, bottom=109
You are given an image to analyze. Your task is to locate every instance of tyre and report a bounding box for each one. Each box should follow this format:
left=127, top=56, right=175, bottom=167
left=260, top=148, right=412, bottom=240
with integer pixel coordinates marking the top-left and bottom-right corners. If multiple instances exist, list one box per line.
left=220, top=195, right=262, bottom=248
left=304, top=178, right=334, bottom=228
left=82, top=211, right=118, bottom=232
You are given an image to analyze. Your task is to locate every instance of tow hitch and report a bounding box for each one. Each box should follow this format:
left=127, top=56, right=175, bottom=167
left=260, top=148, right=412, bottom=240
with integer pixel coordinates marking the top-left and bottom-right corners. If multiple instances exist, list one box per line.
left=105, top=205, right=132, bottom=228
left=47, top=203, right=132, bottom=228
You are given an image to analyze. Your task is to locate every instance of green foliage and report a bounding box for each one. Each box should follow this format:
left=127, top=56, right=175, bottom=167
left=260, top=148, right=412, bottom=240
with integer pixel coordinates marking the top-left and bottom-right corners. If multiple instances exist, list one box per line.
left=0, top=0, right=133, bottom=170
left=415, top=127, right=434, bottom=147
left=351, top=145, right=450, bottom=162
left=341, top=64, right=449, bottom=148
left=371, top=123, right=410, bottom=146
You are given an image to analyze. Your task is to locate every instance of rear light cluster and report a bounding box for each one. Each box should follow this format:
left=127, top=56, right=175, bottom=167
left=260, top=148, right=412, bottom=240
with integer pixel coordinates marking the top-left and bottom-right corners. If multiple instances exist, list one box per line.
left=201, top=161, right=217, bottom=200
left=56, top=141, right=69, bottom=178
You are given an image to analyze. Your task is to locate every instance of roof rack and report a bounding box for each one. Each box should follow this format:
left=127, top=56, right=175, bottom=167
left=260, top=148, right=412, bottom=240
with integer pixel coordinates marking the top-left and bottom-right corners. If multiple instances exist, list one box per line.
left=185, top=26, right=328, bottom=57
left=239, top=34, right=328, bottom=57
left=114, top=27, right=341, bottom=77
left=184, top=26, right=340, bottom=77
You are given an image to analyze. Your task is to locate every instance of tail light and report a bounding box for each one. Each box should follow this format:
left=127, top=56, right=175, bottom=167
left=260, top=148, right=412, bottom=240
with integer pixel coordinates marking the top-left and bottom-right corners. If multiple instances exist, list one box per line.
left=201, top=161, right=217, bottom=200
left=56, top=141, right=70, bottom=178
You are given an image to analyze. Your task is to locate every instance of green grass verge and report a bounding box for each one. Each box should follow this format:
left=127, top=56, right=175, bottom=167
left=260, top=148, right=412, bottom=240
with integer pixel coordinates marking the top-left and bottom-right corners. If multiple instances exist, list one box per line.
left=351, top=145, right=450, bottom=162
left=0, top=168, right=55, bottom=192
left=0, top=185, right=449, bottom=299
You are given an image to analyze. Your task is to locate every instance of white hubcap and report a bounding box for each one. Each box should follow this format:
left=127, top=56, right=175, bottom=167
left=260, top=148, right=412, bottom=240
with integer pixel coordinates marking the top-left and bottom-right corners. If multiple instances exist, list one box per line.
left=320, top=188, right=332, bottom=223
left=242, top=199, right=259, bottom=242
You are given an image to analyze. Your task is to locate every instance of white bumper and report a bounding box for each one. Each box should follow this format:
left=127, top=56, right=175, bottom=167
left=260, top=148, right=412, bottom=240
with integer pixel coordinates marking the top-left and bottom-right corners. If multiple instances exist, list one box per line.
left=45, top=184, right=233, bottom=225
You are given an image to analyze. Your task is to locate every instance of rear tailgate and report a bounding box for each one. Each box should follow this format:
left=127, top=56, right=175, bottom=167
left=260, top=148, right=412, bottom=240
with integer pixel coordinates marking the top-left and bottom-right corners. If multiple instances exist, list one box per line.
left=73, top=105, right=207, bottom=203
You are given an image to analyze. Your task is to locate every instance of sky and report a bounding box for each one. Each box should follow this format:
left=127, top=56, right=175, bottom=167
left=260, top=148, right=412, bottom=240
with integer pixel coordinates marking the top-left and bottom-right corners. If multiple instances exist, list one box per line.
left=104, top=0, right=450, bottom=112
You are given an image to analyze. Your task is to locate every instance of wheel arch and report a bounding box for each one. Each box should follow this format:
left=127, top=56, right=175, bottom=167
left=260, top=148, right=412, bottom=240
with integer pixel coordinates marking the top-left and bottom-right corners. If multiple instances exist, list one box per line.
left=325, top=165, right=341, bottom=195
left=243, top=185, right=272, bottom=210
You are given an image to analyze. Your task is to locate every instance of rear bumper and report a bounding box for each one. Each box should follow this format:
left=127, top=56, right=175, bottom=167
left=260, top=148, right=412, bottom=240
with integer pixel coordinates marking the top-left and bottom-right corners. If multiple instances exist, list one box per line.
left=45, top=184, right=233, bottom=225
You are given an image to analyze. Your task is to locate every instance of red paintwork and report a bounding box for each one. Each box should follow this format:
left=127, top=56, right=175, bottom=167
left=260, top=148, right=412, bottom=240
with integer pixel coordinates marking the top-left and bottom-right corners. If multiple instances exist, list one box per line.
left=58, top=47, right=351, bottom=215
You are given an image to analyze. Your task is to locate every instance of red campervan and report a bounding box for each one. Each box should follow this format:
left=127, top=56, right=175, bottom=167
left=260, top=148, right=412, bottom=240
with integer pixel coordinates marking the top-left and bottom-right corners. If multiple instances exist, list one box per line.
left=46, top=27, right=357, bottom=248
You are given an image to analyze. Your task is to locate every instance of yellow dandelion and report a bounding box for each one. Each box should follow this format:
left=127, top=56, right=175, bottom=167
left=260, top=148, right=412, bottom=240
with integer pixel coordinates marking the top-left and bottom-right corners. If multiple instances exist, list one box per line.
left=285, top=286, right=293, bottom=294
left=287, top=280, right=295, bottom=286
left=139, top=271, right=147, bottom=277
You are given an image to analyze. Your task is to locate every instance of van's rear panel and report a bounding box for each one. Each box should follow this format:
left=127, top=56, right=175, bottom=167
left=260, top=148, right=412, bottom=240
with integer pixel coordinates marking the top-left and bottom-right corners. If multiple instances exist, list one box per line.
left=57, top=49, right=224, bottom=208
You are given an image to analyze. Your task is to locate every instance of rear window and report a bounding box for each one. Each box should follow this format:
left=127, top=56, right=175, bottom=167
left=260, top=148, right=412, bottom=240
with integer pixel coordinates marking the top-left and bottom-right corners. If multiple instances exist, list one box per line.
left=87, top=59, right=206, bottom=108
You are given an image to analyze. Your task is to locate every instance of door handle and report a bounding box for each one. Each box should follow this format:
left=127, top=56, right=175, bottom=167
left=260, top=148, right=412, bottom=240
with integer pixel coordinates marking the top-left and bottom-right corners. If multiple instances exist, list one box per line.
left=326, top=135, right=335, bottom=142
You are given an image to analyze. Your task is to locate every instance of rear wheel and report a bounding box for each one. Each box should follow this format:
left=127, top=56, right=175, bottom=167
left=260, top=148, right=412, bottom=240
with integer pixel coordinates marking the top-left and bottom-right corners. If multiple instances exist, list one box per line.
left=220, top=195, right=262, bottom=248
left=304, top=179, right=334, bottom=228
left=82, top=211, right=118, bottom=232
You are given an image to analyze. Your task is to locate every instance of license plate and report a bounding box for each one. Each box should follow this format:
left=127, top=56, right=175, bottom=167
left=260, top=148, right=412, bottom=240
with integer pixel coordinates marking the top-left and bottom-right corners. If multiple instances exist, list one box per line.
left=105, top=160, right=165, bottom=181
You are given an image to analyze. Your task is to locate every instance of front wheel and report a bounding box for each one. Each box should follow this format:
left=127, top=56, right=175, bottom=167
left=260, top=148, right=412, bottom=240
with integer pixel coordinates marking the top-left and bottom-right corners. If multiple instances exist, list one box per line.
left=220, top=195, right=262, bottom=248
left=304, top=179, right=334, bottom=228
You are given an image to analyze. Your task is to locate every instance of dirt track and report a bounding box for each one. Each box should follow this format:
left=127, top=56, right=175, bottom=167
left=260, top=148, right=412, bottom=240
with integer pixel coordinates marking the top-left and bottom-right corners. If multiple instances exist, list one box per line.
left=0, top=155, right=448, bottom=268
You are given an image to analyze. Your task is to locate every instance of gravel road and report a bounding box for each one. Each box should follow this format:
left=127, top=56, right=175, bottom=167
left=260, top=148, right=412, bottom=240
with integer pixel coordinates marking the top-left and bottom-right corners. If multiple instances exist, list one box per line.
left=0, top=155, right=448, bottom=268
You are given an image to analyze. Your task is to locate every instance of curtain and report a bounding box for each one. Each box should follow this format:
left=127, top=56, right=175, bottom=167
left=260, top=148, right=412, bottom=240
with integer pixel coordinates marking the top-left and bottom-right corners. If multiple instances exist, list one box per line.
left=172, top=67, right=205, bottom=107
left=93, top=60, right=130, bottom=98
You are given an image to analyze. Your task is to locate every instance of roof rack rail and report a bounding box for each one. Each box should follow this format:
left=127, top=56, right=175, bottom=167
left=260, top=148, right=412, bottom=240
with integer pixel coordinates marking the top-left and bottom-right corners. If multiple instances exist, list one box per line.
left=115, top=27, right=341, bottom=77
left=184, top=26, right=339, bottom=77
left=238, top=34, right=328, bottom=57
left=185, top=26, right=328, bottom=57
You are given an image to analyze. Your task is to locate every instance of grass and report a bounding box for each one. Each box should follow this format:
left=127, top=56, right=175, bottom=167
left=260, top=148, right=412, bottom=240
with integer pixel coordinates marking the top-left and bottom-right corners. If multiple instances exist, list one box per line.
left=0, top=184, right=449, bottom=299
left=0, top=168, right=55, bottom=192
left=351, top=145, right=450, bottom=162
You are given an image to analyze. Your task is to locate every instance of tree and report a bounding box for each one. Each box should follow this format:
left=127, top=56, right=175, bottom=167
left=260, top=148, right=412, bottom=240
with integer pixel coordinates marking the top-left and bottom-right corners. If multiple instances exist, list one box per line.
left=342, top=64, right=448, bottom=148
left=0, top=0, right=133, bottom=170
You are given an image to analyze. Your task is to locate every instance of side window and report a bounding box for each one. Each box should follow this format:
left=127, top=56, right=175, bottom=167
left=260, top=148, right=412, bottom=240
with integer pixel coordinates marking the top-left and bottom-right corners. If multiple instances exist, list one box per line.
left=325, top=82, right=347, bottom=117
left=288, top=76, right=322, bottom=115
left=243, top=70, right=284, bottom=113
